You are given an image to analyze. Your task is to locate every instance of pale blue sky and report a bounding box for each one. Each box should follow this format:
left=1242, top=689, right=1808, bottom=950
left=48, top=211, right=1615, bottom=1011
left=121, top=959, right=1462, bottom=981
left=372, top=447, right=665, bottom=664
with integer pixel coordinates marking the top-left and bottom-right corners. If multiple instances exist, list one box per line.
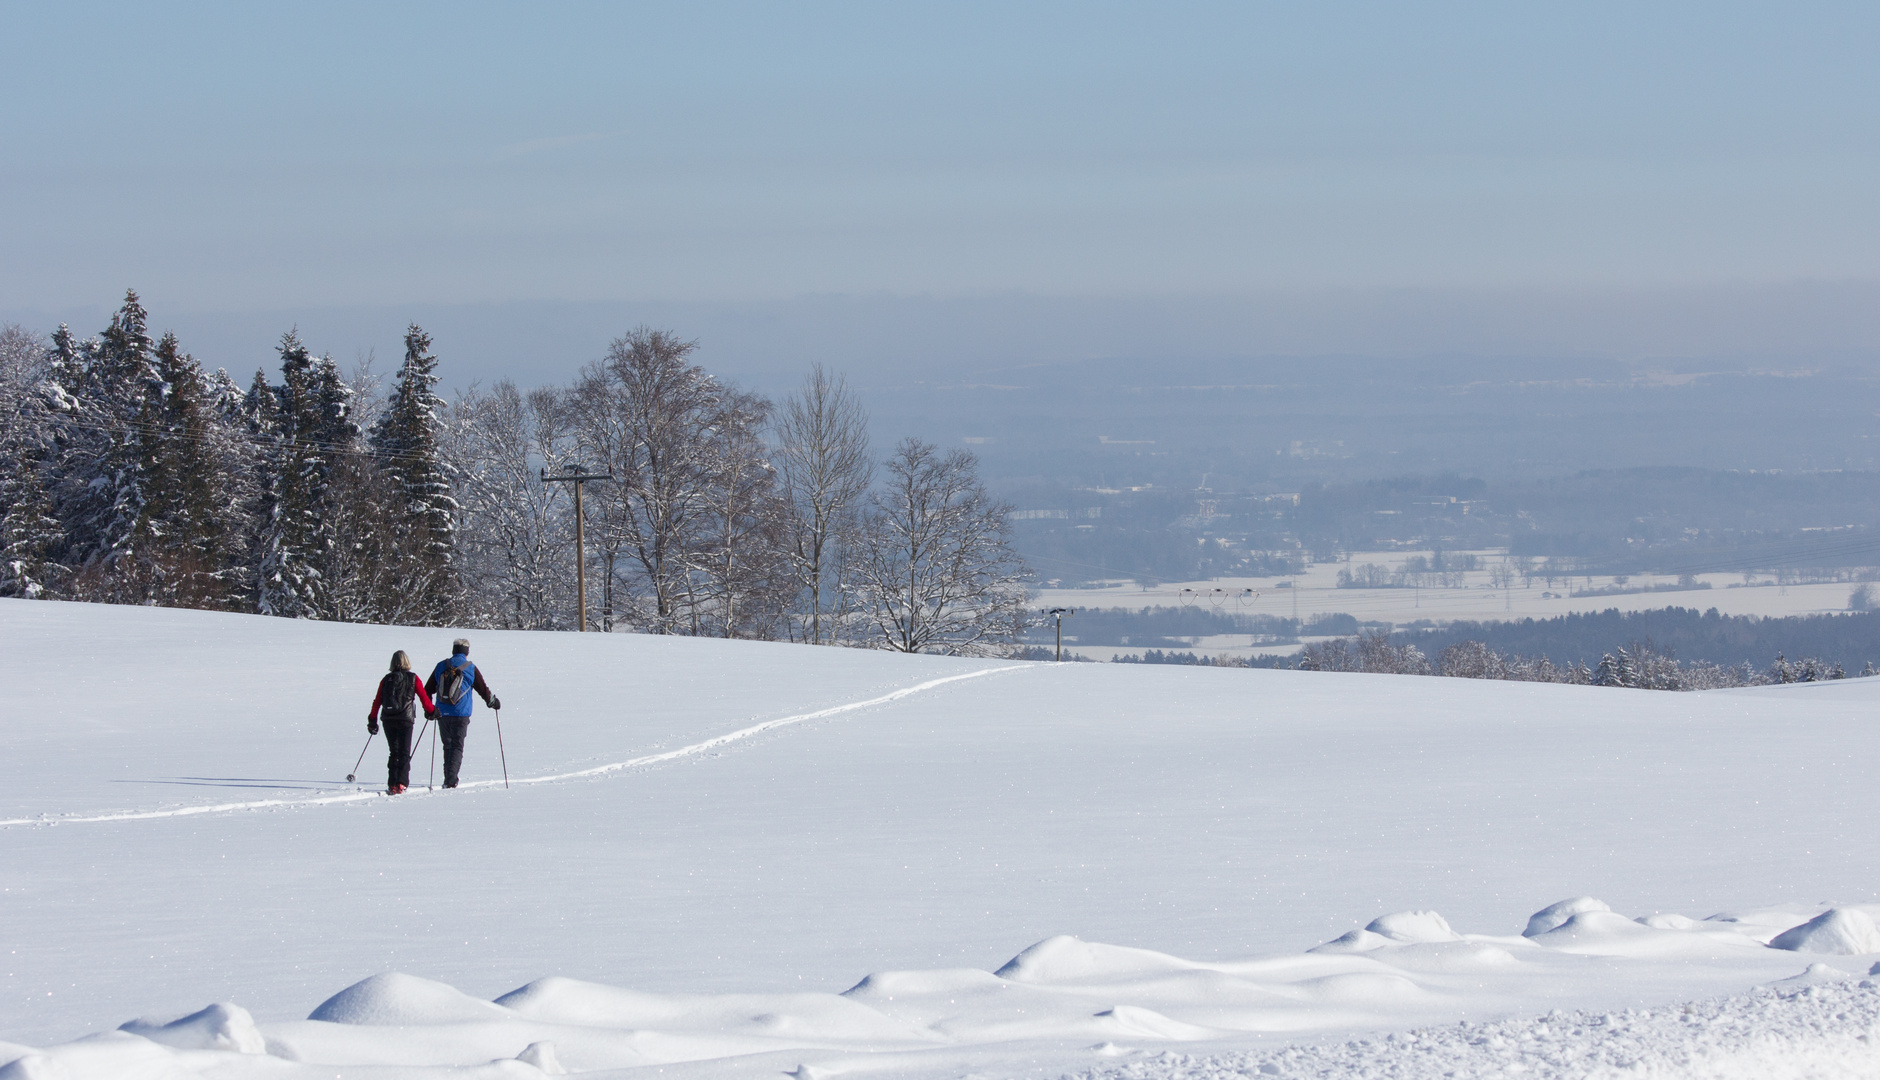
left=4, top=2, right=1878, bottom=374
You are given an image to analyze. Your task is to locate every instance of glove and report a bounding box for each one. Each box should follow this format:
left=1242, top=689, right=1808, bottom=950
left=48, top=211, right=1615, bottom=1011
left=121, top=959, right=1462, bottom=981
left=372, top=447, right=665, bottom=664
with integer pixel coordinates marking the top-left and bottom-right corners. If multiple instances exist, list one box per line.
left=489, top=697, right=501, bottom=711
left=367, top=717, right=379, bottom=735
left=424, top=709, right=437, bottom=721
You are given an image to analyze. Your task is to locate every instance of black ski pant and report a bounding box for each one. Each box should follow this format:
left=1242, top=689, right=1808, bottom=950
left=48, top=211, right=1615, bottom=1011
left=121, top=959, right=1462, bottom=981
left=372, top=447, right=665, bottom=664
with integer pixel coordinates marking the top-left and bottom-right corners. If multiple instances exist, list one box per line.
left=438, top=717, right=470, bottom=788
left=383, top=716, right=413, bottom=790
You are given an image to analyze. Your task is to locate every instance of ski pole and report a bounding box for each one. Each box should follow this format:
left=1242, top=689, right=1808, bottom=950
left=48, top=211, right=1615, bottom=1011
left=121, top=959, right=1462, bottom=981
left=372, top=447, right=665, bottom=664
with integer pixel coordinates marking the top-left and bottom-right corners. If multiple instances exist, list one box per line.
left=430, top=724, right=438, bottom=790
left=412, top=716, right=432, bottom=774
left=346, top=732, right=375, bottom=783
left=494, top=706, right=509, bottom=789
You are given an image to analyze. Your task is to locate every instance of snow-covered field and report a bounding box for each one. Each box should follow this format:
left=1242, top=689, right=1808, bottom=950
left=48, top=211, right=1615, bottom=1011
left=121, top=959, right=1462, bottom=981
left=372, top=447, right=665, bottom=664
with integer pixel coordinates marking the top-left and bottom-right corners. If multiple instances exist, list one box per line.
left=1035, top=556, right=1870, bottom=661
left=4, top=598, right=1880, bottom=1078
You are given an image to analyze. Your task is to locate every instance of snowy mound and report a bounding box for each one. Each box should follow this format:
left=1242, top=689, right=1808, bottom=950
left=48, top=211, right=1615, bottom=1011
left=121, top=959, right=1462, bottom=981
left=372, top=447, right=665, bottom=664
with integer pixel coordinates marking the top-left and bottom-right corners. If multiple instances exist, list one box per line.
left=1309, top=929, right=1392, bottom=953
left=499, top=975, right=930, bottom=1043
left=118, top=1003, right=264, bottom=1053
left=1769, top=908, right=1880, bottom=955
left=1524, top=896, right=1610, bottom=937
left=1637, top=912, right=1699, bottom=929
left=1527, top=909, right=1768, bottom=958
left=1364, top=910, right=1461, bottom=944
left=1313, top=912, right=1465, bottom=954
left=993, top=935, right=1198, bottom=983
left=307, top=973, right=516, bottom=1025
left=1091, top=1005, right=1217, bottom=1041
left=515, top=1041, right=565, bottom=1074
left=1293, top=971, right=1426, bottom=1004
left=841, top=967, right=1007, bottom=1000
left=4, top=899, right=1878, bottom=1077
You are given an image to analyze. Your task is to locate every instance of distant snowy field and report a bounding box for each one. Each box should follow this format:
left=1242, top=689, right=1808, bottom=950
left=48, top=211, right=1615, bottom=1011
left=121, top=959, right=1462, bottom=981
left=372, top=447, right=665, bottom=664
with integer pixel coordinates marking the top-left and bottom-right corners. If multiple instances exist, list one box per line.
left=4, top=599, right=1880, bottom=1078
left=1034, top=555, right=1867, bottom=661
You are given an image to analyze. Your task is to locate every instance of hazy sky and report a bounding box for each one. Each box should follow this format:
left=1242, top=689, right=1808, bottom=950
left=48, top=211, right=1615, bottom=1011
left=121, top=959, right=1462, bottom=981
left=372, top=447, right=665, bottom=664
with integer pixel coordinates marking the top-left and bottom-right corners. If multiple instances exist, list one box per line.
left=5, top=2, right=1879, bottom=376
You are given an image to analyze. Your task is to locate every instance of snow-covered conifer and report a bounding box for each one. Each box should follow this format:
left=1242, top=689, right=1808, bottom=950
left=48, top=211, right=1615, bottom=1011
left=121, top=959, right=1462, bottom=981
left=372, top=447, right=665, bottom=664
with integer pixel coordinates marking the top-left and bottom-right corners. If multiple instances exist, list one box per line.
left=256, top=331, right=331, bottom=618
left=1592, top=651, right=1636, bottom=688
left=41, top=293, right=170, bottom=597
left=1766, top=653, right=1796, bottom=684
left=116, top=333, right=254, bottom=608
left=0, top=324, right=64, bottom=598
left=0, top=465, right=63, bottom=598
left=367, top=324, right=456, bottom=622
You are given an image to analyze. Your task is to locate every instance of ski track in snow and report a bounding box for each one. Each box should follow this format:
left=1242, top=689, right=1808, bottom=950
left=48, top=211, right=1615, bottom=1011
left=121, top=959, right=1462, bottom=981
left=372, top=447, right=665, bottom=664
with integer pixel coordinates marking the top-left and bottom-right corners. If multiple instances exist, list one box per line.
left=0, top=665, right=1023, bottom=828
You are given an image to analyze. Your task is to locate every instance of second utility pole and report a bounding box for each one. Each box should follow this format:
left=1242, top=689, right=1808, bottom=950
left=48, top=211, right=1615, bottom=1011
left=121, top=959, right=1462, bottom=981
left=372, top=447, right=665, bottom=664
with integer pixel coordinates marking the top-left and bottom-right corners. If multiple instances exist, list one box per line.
left=1047, top=607, right=1074, bottom=661
left=542, top=465, right=614, bottom=631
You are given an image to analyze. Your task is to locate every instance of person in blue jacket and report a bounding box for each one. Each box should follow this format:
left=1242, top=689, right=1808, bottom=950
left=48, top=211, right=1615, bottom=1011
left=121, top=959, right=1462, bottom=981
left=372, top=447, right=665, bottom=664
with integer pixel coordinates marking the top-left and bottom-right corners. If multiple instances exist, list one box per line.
left=425, top=638, right=501, bottom=788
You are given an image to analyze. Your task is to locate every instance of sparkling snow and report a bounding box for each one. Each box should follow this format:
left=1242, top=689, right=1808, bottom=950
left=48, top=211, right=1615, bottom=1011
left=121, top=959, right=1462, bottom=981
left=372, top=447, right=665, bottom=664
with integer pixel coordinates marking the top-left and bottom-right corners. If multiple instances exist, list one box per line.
left=2, top=598, right=1879, bottom=1077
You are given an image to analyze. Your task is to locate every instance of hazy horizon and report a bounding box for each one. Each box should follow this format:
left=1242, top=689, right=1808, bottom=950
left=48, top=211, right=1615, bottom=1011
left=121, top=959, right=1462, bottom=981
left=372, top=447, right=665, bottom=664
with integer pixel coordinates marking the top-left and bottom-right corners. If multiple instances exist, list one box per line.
left=7, top=281, right=1880, bottom=398
left=7, top=3, right=1879, bottom=390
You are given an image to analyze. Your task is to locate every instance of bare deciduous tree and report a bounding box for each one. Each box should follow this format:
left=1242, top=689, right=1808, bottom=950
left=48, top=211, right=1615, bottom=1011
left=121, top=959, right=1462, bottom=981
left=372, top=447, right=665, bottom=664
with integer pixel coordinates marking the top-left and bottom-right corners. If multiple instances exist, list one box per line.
left=569, top=327, right=786, bottom=636
left=688, top=388, right=792, bottom=638
left=775, top=364, right=873, bottom=644
left=445, top=381, right=575, bottom=629
left=852, top=438, right=1029, bottom=655
left=0, top=323, right=46, bottom=390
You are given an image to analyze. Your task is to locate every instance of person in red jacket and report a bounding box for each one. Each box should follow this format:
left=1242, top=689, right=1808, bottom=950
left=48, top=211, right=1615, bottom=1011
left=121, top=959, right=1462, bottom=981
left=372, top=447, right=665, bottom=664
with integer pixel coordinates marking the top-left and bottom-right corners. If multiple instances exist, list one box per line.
left=368, top=650, right=436, bottom=794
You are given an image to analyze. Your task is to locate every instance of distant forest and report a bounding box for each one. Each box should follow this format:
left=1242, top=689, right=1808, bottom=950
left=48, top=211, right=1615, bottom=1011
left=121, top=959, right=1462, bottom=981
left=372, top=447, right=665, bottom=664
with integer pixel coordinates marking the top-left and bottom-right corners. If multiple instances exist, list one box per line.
left=1051, top=604, right=1880, bottom=674
left=1390, top=607, right=1880, bottom=671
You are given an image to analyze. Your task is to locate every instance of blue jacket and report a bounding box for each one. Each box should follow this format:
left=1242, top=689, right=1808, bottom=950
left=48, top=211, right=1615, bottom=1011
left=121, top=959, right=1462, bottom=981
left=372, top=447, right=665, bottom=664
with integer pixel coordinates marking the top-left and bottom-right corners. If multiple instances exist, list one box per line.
left=426, top=655, right=489, bottom=718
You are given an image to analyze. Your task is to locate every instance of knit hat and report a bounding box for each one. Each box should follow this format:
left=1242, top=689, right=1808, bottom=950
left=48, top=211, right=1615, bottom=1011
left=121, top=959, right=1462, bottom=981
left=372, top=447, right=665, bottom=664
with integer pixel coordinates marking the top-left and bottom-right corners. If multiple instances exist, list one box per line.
left=452, top=638, right=471, bottom=655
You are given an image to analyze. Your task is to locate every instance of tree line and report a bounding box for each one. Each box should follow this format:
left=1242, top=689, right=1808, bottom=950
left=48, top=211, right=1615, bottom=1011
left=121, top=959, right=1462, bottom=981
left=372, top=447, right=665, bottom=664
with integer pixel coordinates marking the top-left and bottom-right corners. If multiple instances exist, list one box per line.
left=0, top=293, right=1029, bottom=654
left=1120, top=634, right=1860, bottom=690
left=1392, top=606, right=1880, bottom=670
left=1294, top=633, right=1858, bottom=689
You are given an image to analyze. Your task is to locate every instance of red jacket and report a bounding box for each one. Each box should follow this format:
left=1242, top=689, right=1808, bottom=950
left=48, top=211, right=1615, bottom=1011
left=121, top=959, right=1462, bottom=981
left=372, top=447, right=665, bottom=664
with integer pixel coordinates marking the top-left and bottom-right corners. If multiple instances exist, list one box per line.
left=369, top=673, right=436, bottom=722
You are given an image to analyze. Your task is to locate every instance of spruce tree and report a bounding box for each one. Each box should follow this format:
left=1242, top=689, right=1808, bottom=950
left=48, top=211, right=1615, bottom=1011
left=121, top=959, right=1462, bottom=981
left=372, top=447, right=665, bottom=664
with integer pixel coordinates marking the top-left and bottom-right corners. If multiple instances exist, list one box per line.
left=44, top=292, right=163, bottom=594
left=256, top=331, right=328, bottom=618
left=91, top=293, right=161, bottom=569
left=128, top=334, right=245, bottom=607
left=236, top=368, right=279, bottom=610
left=369, top=324, right=456, bottom=622
left=0, top=326, right=63, bottom=597
left=242, top=367, right=277, bottom=434
left=306, top=353, right=373, bottom=620
left=0, top=451, right=64, bottom=598
left=1593, top=650, right=1637, bottom=688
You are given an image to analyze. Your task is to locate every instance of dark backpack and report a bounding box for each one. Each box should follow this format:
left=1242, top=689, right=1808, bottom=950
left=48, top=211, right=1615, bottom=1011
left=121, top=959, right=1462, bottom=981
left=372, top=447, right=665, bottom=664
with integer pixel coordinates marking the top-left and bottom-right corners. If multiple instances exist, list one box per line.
left=382, top=672, right=415, bottom=716
left=438, top=659, right=474, bottom=706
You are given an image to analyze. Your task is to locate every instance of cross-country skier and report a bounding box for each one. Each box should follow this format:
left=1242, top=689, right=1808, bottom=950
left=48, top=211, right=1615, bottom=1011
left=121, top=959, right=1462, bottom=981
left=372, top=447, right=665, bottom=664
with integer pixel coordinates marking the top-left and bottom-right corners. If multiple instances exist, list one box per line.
left=425, top=638, right=501, bottom=789
left=368, top=650, right=437, bottom=795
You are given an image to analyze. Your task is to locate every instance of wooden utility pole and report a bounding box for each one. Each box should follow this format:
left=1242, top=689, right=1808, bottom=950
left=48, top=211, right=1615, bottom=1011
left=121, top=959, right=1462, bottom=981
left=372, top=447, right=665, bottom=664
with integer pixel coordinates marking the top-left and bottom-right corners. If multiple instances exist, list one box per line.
left=1048, top=607, right=1074, bottom=661
left=542, top=466, right=614, bottom=631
